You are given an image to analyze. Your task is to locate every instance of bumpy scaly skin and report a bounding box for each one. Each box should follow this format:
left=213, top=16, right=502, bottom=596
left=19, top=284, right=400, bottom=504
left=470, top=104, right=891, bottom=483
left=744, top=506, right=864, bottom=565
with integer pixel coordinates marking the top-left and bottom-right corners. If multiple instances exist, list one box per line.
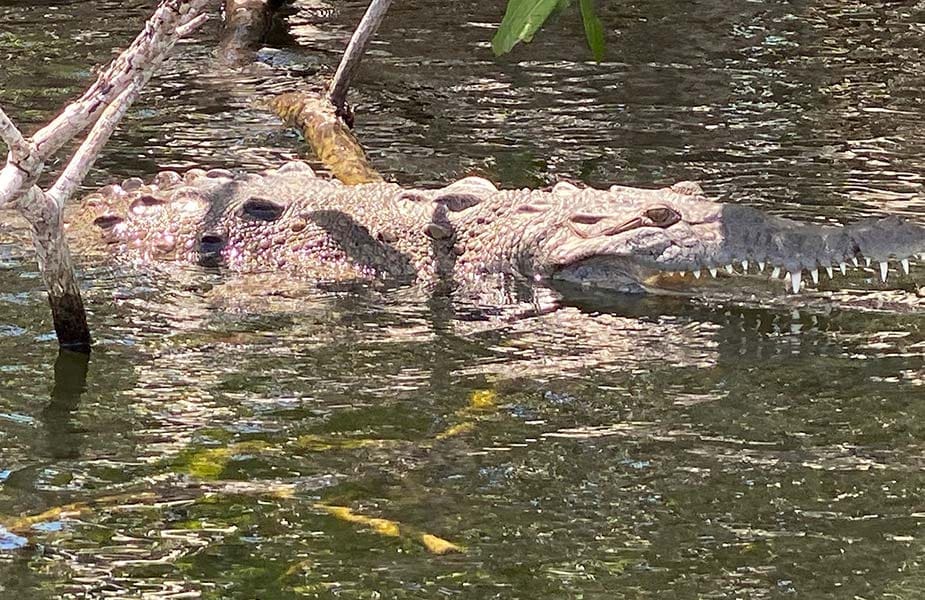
left=66, top=161, right=925, bottom=294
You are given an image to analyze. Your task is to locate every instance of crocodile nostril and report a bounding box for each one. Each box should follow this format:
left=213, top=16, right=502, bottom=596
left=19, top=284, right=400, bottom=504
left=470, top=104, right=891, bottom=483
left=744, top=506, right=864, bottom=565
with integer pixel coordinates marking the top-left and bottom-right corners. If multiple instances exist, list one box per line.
left=93, top=214, right=123, bottom=229
left=199, top=233, right=225, bottom=254
left=130, top=195, right=166, bottom=215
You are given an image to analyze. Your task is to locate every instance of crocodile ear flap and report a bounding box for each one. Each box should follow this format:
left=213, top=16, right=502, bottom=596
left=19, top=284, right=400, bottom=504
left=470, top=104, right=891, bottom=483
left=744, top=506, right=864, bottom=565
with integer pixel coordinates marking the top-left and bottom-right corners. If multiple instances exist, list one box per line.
left=433, top=193, right=482, bottom=212
left=514, top=202, right=551, bottom=215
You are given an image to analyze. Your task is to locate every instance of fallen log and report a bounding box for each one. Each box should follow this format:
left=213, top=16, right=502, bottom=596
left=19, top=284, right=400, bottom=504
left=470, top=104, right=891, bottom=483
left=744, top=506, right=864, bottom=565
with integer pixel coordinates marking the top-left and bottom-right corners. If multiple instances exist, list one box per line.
left=270, top=91, right=383, bottom=184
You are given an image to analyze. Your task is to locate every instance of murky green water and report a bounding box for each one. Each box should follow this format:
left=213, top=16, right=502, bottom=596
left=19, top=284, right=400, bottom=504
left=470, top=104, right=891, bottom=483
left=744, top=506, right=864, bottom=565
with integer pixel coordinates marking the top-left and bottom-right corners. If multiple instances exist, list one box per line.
left=1, top=1, right=924, bottom=598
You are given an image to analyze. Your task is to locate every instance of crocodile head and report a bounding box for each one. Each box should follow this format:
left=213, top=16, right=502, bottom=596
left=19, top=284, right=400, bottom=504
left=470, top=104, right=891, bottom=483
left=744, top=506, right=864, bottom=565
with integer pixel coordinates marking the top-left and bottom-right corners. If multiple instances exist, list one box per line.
left=468, top=181, right=925, bottom=294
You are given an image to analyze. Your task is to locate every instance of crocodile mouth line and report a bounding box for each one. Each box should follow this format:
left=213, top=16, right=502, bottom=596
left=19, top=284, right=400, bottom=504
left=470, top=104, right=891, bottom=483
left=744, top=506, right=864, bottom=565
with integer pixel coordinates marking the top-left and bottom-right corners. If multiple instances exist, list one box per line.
left=554, top=253, right=924, bottom=294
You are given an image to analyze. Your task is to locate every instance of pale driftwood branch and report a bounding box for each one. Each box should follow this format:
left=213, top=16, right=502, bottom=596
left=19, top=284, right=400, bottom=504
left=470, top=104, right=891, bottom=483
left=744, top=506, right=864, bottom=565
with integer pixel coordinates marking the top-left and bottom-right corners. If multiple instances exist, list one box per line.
left=327, top=0, right=393, bottom=113
left=178, top=12, right=210, bottom=37
left=0, top=0, right=210, bottom=351
left=0, top=0, right=211, bottom=211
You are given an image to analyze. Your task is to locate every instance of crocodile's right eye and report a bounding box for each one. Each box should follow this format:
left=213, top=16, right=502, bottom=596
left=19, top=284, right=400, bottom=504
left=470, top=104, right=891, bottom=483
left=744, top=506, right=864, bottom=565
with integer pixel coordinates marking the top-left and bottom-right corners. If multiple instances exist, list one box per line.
left=240, top=197, right=285, bottom=221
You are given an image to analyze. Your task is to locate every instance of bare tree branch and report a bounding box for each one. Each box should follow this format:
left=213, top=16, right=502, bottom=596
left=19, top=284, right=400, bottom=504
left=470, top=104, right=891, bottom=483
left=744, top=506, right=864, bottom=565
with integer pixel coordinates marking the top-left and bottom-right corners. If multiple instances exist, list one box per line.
left=47, top=82, right=142, bottom=207
left=32, top=0, right=210, bottom=158
left=178, top=12, right=210, bottom=37
left=0, top=0, right=211, bottom=351
left=327, top=0, right=393, bottom=114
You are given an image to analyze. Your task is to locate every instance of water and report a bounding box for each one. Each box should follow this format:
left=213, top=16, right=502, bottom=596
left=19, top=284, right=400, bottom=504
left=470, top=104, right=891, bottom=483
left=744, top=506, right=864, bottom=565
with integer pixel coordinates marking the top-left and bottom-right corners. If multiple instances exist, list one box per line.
left=1, top=0, right=924, bottom=598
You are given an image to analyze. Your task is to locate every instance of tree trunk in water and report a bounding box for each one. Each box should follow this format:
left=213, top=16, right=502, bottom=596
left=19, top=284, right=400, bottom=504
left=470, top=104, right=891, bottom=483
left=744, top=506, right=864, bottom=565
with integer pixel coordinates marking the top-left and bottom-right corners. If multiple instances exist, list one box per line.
left=219, top=0, right=288, bottom=65
left=24, top=194, right=91, bottom=352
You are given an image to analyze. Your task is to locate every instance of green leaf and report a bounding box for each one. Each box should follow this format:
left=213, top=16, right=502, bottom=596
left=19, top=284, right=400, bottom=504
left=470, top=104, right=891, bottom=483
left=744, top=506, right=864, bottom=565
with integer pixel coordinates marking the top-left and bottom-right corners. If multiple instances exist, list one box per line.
left=492, top=0, right=562, bottom=56
left=579, top=0, right=605, bottom=61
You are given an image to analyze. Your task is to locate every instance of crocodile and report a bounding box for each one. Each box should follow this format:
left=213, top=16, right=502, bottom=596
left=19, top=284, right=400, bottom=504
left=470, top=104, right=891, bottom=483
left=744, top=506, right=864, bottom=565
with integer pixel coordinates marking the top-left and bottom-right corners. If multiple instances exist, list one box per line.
left=65, top=161, right=925, bottom=296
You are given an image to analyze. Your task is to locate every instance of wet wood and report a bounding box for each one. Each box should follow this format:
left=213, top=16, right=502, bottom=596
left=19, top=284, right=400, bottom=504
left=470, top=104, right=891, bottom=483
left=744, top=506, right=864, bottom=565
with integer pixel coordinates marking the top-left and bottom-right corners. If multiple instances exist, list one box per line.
left=269, top=0, right=395, bottom=184
left=271, top=91, right=383, bottom=185
left=327, top=0, right=394, bottom=114
left=218, top=0, right=289, bottom=65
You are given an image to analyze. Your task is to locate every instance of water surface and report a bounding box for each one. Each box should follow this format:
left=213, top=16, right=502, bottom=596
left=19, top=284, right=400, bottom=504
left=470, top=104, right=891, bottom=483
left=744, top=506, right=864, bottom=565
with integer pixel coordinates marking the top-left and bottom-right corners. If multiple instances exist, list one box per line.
left=1, top=1, right=924, bottom=598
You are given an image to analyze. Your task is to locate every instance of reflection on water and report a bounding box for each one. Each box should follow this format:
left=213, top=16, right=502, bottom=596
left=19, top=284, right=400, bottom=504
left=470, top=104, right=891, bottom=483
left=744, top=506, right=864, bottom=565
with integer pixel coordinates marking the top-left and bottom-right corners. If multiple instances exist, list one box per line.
left=1, top=0, right=924, bottom=598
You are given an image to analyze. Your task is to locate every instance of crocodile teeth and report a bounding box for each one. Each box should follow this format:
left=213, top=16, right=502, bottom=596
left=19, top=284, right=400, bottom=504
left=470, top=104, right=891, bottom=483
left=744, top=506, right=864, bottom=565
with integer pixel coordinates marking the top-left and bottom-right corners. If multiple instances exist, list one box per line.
left=693, top=269, right=701, bottom=279
left=839, top=262, right=847, bottom=275
left=901, top=258, right=910, bottom=275
left=725, top=265, right=734, bottom=274
left=709, top=268, right=717, bottom=278
left=757, top=261, right=766, bottom=272
left=741, top=260, right=749, bottom=272
left=852, top=258, right=859, bottom=267
left=789, top=271, right=802, bottom=293
left=879, top=261, right=888, bottom=282
left=810, top=268, right=819, bottom=284
left=825, top=266, right=833, bottom=279
left=771, top=266, right=781, bottom=279
left=865, top=257, right=872, bottom=267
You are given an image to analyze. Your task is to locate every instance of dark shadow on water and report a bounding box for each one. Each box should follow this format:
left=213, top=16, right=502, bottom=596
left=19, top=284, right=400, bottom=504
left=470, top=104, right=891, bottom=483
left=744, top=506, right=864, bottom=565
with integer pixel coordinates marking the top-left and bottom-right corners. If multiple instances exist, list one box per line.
left=40, top=349, right=90, bottom=460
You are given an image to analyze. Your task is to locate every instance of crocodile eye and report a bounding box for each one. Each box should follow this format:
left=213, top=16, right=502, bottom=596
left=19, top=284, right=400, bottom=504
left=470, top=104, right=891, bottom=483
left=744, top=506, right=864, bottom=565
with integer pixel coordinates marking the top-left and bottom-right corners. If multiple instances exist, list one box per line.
left=130, top=195, right=165, bottom=215
left=241, top=197, right=285, bottom=221
left=644, top=207, right=680, bottom=227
